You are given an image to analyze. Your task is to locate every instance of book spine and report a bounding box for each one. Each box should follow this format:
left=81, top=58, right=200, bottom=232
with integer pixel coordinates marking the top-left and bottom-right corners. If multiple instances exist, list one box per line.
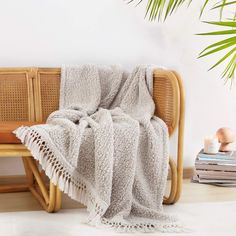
left=197, top=170, right=236, bottom=178
left=196, top=157, right=236, bottom=164
left=195, top=164, right=236, bottom=172
left=198, top=154, right=236, bottom=160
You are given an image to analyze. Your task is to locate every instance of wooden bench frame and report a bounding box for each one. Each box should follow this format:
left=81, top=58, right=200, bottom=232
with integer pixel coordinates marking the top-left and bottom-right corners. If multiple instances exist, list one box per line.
left=0, top=67, right=185, bottom=212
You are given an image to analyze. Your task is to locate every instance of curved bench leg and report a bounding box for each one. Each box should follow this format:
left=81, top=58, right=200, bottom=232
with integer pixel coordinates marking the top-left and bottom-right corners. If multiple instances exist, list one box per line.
left=163, top=158, right=177, bottom=204
left=53, top=186, right=62, bottom=212
left=171, top=71, right=185, bottom=204
left=22, top=157, right=34, bottom=186
left=24, top=157, right=61, bottom=212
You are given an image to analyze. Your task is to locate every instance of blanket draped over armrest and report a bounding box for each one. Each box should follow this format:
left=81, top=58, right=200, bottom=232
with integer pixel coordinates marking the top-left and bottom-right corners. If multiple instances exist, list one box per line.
left=14, top=65, right=181, bottom=233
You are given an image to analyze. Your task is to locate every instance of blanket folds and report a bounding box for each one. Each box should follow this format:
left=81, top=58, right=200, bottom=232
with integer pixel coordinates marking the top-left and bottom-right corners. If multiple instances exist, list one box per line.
left=14, top=65, right=181, bottom=232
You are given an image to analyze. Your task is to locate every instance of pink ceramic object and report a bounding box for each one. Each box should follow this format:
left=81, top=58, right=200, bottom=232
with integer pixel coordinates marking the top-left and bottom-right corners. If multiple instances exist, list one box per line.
left=216, top=127, right=235, bottom=152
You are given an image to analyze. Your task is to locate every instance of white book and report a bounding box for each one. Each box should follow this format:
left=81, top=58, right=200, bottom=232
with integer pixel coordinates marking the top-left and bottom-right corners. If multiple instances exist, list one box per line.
left=195, top=163, right=236, bottom=172
left=197, top=170, right=236, bottom=178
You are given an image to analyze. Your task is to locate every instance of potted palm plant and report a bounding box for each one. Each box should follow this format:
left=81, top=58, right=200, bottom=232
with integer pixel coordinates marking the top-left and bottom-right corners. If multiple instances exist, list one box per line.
left=128, top=0, right=236, bottom=84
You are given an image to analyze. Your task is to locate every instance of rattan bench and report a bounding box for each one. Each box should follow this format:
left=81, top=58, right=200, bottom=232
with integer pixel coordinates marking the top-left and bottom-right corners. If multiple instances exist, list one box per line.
left=0, top=67, right=185, bottom=212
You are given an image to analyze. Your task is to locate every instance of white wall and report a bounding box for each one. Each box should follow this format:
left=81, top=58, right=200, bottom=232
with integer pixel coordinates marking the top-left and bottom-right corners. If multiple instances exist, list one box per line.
left=1, top=0, right=236, bottom=175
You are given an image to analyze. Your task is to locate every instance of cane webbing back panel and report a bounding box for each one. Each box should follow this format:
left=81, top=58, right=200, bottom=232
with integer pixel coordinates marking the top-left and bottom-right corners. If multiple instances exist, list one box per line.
left=0, top=69, right=34, bottom=122
left=35, top=69, right=60, bottom=122
left=35, top=68, right=180, bottom=136
left=0, top=67, right=181, bottom=136
left=153, top=69, right=180, bottom=136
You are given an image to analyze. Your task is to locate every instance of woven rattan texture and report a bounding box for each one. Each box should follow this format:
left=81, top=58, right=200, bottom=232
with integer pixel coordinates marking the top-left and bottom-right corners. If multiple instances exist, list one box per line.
left=39, top=73, right=60, bottom=121
left=0, top=74, right=29, bottom=121
left=153, top=76, right=174, bottom=134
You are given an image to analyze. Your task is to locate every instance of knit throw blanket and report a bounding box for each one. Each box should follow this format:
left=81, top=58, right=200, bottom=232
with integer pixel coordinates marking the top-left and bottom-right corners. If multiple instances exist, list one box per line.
left=14, top=65, right=181, bottom=233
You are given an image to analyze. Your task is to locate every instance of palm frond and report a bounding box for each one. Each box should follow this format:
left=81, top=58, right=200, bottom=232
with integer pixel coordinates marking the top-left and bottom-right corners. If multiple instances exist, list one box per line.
left=211, top=1, right=236, bottom=10
left=197, top=29, right=236, bottom=35
left=127, top=0, right=236, bottom=81
left=130, top=0, right=191, bottom=21
left=198, top=41, right=236, bottom=58
left=208, top=47, right=236, bottom=70
left=198, top=21, right=236, bottom=81
left=221, top=53, right=236, bottom=78
left=220, top=0, right=227, bottom=19
left=128, top=0, right=236, bottom=21
left=201, top=21, right=236, bottom=27
left=200, top=0, right=210, bottom=18
left=199, top=36, right=236, bottom=54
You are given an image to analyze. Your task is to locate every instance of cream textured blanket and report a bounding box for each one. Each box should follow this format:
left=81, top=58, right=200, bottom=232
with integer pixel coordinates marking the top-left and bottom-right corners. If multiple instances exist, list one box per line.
left=14, top=65, right=180, bottom=232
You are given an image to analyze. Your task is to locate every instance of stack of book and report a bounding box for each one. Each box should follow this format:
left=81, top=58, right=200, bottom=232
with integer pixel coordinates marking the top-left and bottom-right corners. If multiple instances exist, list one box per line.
left=193, top=149, right=236, bottom=186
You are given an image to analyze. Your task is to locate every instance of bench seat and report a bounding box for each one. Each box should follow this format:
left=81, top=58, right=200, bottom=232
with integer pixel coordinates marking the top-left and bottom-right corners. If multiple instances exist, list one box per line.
left=0, top=122, right=41, bottom=144
left=0, top=67, right=184, bottom=211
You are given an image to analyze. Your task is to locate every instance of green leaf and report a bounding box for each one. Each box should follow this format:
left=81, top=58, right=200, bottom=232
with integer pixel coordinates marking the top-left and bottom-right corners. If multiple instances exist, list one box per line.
left=221, top=53, right=236, bottom=78
left=199, top=36, right=236, bottom=55
left=200, top=0, right=209, bottom=18
left=220, top=0, right=227, bottom=19
left=199, top=41, right=236, bottom=58
left=211, top=1, right=236, bottom=10
left=164, top=0, right=175, bottom=20
left=197, top=29, right=236, bottom=36
left=187, top=0, right=193, bottom=7
left=145, top=0, right=154, bottom=18
left=202, top=21, right=236, bottom=27
left=143, top=0, right=190, bottom=21
left=227, top=61, right=236, bottom=79
left=156, top=0, right=165, bottom=21
left=177, top=0, right=186, bottom=7
left=129, top=0, right=236, bottom=81
left=229, top=62, right=236, bottom=78
left=149, top=0, right=159, bottom=21
left=170, top=0, right=184, bottom=14
left=208, top=47, right=236, bottom=70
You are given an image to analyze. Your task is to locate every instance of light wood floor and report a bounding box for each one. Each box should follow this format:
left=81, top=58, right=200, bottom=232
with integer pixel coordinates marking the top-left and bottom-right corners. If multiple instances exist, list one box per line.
left=0, top=179, right=236, bottom=212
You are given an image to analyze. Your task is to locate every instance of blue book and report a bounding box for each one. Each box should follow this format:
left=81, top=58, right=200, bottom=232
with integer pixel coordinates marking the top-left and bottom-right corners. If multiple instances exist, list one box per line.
left=197, top=149, right=236, bottom=161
